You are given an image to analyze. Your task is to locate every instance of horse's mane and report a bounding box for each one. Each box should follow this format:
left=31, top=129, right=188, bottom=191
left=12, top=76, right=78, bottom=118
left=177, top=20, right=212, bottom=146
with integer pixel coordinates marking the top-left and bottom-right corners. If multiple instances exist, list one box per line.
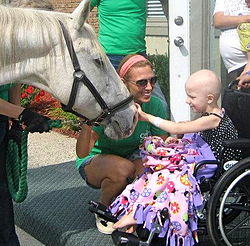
left=0, top=5, right=107, bottom=75
left=9, top=0, right=54, bottom=10
left=0, top=5, right=64, bottom=68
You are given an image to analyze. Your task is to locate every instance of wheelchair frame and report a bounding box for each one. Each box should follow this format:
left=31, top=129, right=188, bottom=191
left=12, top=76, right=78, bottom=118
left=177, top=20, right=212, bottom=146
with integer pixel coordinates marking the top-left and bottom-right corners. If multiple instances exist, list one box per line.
left=88, top=81, right=250, bottom=246
left=89, top=157, right=250, bottom=246
left=207, top=157, right=250, bottom=246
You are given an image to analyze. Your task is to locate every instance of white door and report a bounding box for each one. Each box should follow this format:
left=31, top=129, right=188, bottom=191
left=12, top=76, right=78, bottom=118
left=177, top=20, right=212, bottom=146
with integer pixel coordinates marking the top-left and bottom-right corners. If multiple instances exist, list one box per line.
left=168, top=0, right=217, bottom=122
left=168, top=0, right=191, bottom=122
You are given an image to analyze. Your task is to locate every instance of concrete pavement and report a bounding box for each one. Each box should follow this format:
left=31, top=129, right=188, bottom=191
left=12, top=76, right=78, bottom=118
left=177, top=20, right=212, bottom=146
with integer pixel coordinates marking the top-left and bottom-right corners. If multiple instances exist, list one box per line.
left=15, top=131, right=77, bottom=246
left=16, top=227, right=45, bottom=246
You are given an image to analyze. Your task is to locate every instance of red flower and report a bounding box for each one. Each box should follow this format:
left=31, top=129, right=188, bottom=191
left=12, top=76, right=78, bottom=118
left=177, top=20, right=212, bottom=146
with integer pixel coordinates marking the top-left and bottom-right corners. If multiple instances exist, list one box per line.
left=156, top=173, right=165, bottom=185
left=39, top=90, right=45, bottom=96
left=25, top=86, right=34, bottom=94
left=170, top=201, right=180, bottom=214
left=35, top=95, right=41, bottom=102
left=21, top=92, right=28, bottom=99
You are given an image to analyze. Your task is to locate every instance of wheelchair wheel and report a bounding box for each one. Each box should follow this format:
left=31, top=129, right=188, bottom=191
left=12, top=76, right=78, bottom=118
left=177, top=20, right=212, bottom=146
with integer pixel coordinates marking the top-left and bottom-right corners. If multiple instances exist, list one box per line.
left=207, top=158, right=250, bottom=246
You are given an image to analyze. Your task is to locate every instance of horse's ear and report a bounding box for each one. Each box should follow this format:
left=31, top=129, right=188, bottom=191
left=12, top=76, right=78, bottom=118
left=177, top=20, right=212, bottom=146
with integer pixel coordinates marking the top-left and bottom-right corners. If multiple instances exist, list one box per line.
left=71, top=0, right=90, bottom=30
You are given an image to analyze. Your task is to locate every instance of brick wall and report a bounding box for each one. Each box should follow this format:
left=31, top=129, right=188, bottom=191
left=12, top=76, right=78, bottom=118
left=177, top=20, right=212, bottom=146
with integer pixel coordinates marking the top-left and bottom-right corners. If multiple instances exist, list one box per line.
left=52, top=0, right=99, bottom=33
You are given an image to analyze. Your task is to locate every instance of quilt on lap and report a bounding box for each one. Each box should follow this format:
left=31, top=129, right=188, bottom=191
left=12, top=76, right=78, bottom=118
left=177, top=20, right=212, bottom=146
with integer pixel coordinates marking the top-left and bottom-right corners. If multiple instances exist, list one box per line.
left=110, top=133, right=216, bottom=246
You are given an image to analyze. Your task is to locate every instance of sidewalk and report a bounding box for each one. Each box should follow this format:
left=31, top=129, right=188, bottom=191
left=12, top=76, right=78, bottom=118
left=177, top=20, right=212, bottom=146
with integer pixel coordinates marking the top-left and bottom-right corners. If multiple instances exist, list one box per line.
left=16, top=131, right=77, bottom=246
left=16, top=227, right=45, bottom=246
left=27, top=131, right=77, bottom=169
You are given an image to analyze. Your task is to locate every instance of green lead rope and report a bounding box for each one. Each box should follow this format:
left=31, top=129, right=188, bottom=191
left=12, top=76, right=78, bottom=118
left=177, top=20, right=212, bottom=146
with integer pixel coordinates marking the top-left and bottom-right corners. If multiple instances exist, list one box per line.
left=6, top=120, right=63, bottom=203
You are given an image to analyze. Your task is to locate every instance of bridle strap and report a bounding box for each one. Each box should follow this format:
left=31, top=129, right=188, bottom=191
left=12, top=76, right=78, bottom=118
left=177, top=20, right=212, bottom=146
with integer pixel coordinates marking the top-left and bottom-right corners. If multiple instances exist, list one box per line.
left=58, top=21, right=133, bottom=125
left=59, top=21, right=109, bottom=111
left=59, top=22, right=81, bottom=72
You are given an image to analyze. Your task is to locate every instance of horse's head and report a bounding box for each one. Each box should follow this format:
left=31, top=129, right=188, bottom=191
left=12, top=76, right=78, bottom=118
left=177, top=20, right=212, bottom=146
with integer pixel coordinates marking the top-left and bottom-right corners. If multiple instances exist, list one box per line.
left=59, top=0, right=138, bottom=139
left=0, top=0, right=137, bottom=139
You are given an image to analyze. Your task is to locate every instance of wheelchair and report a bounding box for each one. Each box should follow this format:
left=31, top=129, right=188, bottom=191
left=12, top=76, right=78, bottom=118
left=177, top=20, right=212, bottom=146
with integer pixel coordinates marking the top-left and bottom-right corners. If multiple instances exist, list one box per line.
left=89, top=81, right=250, bottom=246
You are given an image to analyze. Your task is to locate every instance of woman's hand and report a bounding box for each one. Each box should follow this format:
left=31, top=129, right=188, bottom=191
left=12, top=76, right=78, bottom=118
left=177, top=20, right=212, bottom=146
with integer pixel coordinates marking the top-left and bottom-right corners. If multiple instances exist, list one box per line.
left=165, top=136, right=179, bottom=144
left=76, top=124, right=98, bottom=158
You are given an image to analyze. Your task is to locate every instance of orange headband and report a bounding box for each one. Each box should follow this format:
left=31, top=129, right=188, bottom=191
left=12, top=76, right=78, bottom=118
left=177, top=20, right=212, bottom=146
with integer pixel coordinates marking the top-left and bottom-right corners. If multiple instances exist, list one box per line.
left=119, top=55, right=147, bottom=79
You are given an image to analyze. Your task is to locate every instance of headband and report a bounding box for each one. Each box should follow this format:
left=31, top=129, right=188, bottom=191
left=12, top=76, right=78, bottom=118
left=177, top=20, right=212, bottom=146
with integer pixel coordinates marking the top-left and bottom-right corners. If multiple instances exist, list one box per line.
left=119, top=55, right=147, bottom=79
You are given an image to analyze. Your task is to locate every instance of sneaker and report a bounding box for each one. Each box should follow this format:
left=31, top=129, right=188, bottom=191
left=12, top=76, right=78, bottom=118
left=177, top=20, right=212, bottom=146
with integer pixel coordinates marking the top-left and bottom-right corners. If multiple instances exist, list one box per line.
left=95, top=214, right=116, bottom=234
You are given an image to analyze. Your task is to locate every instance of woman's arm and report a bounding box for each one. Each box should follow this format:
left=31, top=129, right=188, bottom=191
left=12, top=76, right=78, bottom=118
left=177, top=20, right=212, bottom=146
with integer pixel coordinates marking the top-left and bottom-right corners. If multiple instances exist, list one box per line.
left=213, top=12, right=250, bottom=29
left=9, top=84, right=21, bottom=106
left=0, top=84, right=24, bottom=118
left=76, top=124, right=99, bottom=158
left=0, top=99, right=24, bottom=119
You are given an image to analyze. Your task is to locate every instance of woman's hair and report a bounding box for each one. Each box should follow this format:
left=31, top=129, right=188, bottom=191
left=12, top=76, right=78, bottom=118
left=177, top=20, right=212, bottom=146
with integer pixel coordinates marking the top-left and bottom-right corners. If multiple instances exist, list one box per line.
left=118, top=54, right=153, bottom=80
left=10, top=0, right=54, bottom=10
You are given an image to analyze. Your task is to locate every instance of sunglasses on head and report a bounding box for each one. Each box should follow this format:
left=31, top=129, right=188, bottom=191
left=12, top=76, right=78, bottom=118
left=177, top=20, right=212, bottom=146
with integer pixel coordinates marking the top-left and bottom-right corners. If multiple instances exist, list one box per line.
left=128, top=76, right=158, bottom=87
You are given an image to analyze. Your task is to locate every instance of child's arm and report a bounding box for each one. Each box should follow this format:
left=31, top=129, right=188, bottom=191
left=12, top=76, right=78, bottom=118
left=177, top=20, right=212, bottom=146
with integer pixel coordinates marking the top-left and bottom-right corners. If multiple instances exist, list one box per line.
left=137, top=105, right=221, bottom=135
left=76, top=124, right=99, bottom=158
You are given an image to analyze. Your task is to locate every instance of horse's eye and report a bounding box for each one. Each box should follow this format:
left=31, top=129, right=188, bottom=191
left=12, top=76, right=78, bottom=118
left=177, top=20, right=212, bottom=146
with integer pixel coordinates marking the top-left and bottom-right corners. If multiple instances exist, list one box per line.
left=94, top=58, right=104, bottom=66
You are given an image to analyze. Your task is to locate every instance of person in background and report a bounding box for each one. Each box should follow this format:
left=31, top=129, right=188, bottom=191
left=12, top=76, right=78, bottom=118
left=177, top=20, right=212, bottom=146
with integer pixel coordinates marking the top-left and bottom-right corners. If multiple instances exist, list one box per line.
left=0, top=85, right=50, bottom=246
left=89, top=0, right=169, bottom=116
left=213, top=0, right=250, bottom=82
left=0, top=1, right=53, bottom=245
left=236, top=21, right=250, bottom=88
left=76, top=54, right=169, bottom=234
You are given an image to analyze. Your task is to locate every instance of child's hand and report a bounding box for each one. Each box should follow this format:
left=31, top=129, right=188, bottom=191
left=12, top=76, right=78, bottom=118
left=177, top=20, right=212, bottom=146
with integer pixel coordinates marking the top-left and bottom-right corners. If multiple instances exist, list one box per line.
left=135, top=103, right=149, bottom=122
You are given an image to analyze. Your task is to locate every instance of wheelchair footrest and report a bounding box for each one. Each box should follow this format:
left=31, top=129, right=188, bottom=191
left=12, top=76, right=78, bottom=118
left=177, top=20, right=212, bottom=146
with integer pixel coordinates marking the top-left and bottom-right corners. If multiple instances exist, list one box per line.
left=88, top=200, right=118, bottom=223
left=112, top=230, right=141, bottom=246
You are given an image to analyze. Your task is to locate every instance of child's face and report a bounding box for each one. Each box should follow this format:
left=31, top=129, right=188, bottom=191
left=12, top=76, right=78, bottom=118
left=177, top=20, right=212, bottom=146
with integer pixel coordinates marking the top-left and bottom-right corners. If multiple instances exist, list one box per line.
left=246, top=0, right=250, bottom=7
left=185, top=82, right=208, bottom=113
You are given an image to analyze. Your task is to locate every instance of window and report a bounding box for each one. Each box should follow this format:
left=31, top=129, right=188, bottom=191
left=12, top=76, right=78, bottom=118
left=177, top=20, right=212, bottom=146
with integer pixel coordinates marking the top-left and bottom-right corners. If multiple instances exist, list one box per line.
left=147, top=0, right=165, bottom=18
left=146, top=0, right=168, bottom=36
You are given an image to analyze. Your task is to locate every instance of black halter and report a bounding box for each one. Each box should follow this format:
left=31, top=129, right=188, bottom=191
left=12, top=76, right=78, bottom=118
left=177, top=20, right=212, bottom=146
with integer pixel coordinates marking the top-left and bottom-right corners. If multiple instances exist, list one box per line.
left=58, top=21, right=133, bottom=126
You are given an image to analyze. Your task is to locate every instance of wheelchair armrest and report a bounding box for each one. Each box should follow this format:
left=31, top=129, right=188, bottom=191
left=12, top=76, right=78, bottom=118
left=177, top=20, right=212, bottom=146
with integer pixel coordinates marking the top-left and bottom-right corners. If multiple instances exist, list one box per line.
left=88, top=200, right=118, bottom=223
left=112, top=221, right=163, bottom=246
left=193, top=160, right=219, bottom=177
left=112, top=230, right=141, bottom=246
left=222, top=138, right=250, bottom=149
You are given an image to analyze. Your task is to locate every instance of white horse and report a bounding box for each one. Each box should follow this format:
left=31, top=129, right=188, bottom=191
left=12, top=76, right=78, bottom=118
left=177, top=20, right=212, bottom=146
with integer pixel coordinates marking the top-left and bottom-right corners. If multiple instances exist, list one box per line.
left=0, top=0, right=137, bottom=139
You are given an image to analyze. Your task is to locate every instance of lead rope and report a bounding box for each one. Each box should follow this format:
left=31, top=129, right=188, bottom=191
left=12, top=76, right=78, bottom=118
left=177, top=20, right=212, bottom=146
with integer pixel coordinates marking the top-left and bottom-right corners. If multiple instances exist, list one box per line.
left=6, top=120, right=63, bottom=203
